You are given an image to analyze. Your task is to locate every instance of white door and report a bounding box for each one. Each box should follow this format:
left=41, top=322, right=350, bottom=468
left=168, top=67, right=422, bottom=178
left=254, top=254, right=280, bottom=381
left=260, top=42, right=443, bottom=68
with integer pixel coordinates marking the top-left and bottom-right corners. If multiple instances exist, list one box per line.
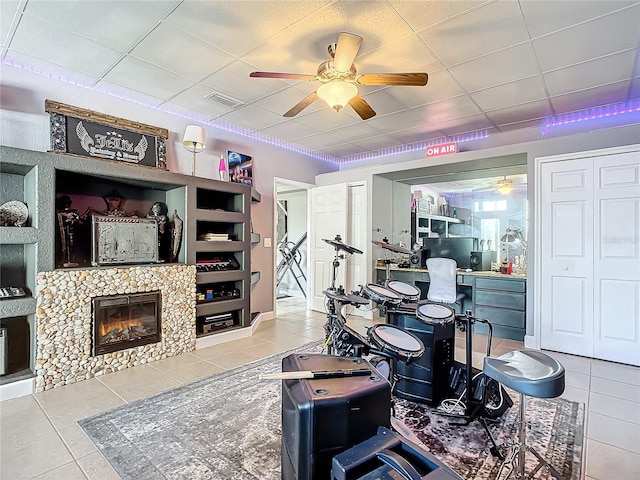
left=346, top=183, right=368, bottom=317
left=593, top=152, right=640, bottom=365
left=540, top=159, right=595, bottom=357
left=309, top=183, right=348, bottom=311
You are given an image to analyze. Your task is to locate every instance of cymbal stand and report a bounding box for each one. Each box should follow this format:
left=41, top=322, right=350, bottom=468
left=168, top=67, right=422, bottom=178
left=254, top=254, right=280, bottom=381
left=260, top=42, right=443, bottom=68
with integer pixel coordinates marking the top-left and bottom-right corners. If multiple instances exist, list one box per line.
left=329, top=245, right=345, bottom=291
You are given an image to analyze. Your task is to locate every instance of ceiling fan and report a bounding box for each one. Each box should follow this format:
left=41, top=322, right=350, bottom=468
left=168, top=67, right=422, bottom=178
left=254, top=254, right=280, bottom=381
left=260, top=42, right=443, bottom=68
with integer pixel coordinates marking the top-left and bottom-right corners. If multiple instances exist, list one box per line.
left=249, top=32, right=428, bottom=120
left=472, top=176, right=527, bottom=195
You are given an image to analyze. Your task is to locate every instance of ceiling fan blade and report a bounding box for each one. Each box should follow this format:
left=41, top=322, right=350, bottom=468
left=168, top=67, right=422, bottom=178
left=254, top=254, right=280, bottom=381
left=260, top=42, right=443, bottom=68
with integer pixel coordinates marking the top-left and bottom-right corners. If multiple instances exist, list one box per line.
left=357, top=73, right=428, bottom=86
left=283, top=92, right=319, bottom=117
left=333, top=32, right=363, bottom=73
left=348, top=94, right=376, bottom=120
left=250, top=71, right=317, bottom=81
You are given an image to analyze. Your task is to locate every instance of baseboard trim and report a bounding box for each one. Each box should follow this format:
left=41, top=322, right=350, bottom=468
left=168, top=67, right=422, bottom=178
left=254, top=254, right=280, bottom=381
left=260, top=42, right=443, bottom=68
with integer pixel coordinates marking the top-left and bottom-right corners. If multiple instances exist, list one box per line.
left=0, top=377, right=34, bottom=401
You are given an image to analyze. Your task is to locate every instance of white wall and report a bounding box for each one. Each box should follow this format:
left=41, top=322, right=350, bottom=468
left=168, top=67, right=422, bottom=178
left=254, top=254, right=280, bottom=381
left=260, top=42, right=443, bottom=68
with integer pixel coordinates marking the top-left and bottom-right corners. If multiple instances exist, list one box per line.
left=0, top=65, right=338, bottom=315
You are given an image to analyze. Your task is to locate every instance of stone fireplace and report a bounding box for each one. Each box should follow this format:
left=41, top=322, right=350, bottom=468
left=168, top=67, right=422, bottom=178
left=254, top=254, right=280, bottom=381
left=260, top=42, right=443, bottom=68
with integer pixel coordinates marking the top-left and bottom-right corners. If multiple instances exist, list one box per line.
left=92, top=291, right=161, bottom=356
left=35, top=264, right=196, bottom=392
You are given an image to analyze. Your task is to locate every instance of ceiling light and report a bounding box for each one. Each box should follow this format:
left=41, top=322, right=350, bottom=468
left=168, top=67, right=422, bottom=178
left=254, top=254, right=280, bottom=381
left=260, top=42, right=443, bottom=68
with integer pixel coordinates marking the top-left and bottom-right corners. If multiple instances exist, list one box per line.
left=496, top=183, right=514, bottom=195
left=317, top=81, right=358, bottom=112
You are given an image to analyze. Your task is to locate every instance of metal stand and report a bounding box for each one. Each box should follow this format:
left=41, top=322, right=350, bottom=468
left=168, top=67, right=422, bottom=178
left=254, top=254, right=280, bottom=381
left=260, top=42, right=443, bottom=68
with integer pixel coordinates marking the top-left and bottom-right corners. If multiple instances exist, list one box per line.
left=276, top=232, right=307, bottom=298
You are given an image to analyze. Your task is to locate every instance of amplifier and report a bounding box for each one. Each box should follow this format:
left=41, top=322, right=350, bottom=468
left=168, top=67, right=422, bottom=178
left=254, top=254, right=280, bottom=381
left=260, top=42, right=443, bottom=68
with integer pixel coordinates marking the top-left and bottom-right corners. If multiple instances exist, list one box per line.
left=195, top=254, right=240, bottom=272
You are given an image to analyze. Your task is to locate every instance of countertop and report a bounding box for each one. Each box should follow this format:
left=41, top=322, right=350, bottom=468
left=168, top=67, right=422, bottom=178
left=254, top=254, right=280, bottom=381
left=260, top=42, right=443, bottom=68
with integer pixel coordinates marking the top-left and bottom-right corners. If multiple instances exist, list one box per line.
left=376, top=265, right=526, bottom=279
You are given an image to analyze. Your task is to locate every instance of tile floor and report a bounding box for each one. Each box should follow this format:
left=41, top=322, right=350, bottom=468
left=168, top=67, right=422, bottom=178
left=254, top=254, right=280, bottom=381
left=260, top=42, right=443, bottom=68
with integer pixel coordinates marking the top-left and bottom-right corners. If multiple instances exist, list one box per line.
left=1, top=298, right=638, bottom=479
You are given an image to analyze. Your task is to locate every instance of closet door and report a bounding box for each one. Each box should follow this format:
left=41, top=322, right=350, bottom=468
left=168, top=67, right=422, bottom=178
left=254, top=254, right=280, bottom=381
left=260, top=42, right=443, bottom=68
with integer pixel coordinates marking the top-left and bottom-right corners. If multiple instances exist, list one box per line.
left=593, top=152, right=640, bottom=365
left=540, top=159, right=594, bottom=357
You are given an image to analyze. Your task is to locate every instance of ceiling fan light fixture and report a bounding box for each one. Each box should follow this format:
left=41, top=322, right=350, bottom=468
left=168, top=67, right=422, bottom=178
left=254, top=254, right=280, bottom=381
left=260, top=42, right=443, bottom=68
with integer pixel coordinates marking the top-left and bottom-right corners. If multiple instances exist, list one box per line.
left=317, top=81, right=358, bottom=112
left=497, top=183, right=514, bottom=195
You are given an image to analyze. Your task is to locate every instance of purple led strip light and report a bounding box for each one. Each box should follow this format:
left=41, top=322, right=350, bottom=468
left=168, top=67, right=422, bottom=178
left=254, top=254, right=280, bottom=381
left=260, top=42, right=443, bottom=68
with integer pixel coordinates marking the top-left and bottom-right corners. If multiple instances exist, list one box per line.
left=543, top=100, right=640, bottom=135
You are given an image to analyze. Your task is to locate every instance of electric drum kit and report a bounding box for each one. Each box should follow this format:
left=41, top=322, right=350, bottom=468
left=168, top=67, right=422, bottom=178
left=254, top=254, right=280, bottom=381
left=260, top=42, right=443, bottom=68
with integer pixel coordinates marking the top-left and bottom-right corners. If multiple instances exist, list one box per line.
left=321, top=235, right=457, bottom=379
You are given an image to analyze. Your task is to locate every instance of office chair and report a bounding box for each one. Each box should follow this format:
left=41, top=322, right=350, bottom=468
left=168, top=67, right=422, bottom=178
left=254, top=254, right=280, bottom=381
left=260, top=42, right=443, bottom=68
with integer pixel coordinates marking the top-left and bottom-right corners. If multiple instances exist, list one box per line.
left=426, top=257, right=465, bottom=311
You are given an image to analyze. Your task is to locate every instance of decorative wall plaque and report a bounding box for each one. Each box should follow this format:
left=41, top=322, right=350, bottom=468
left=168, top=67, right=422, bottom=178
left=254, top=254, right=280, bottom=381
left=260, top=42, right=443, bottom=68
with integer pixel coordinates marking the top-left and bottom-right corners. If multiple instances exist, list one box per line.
left=46, top=100, right=168, bottom=169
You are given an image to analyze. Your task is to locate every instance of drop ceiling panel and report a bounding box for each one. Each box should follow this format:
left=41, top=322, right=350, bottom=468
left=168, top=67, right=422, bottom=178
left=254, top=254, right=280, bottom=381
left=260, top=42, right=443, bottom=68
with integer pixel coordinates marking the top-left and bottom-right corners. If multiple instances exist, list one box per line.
left=366, top=108, right=430, bottom=133
left=432, top=113, right=494, bottom=136
left=165, top=0, right=327, bottom=57
left=4, top=50, right=100, bottom=88
left=323, top=121, right=386, bottom=142
left=532, top=6, right=640, bottom=72
left=381, top=70, right=466, bottom=109
left=418, top=1, right=528, bottom=67
left=470, top=76, right=548, bottom=111
left=166, top=84, right=235, bottom=119
left=550, top=81, right=633, bottom=113
left=202, top=60, right=290, bottom=103
left=520, top=1, right=639, bottom=38
left=9, top=14, right=121, bottom=77
left=448, top=43, right=540, bottom=92
left=388, top=0, right=487, bottom=32
left=294, top=132, right=343, bottom=150
left=388, top=126, right=446, bottom=145
left=220, top=104, right=285, bottom=131
left=543, top=50, right=636, bottom=97
left=102, top=56, right=193, bottom=100
left=418, top=96, right=482, bottom=124
left=320, top=141, right=372, bottom=157
left=259, top=120, right=315, bottom=142
left=252, top=84, right=323, bottom=117
left=294, top=106, right=361, bottom=130
left=484, top=99, right=553, bottom=127
left=23, top=0, right=173, bottom=52
left=130, top=24, right=235, bottom=81
left=356, top=33, right=440, bottom=77
left=0, top=0, right=20, bottom=47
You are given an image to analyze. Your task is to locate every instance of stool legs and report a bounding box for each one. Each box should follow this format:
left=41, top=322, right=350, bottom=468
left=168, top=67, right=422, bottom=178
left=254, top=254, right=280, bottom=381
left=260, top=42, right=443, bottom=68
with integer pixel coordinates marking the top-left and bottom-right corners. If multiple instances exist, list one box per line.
left=496, top=393, right=566, bottom=480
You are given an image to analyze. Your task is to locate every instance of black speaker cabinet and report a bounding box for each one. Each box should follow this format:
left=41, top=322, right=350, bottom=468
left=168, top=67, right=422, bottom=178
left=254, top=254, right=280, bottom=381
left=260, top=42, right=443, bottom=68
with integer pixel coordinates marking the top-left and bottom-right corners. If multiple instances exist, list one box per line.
left=281, top=353, right=391, bottom=480
left=469, top=251, right=493, bottom=271
left=409, top=252, right=421, bottom=268
left=387, top=308, right=454, bottom=406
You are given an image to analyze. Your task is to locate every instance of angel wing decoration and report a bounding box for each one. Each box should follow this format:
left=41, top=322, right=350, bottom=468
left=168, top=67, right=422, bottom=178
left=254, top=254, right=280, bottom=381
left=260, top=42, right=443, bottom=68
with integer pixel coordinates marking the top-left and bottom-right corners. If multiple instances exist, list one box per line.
left=75, top=121, right=94, bottom=153
left=134, top=135, right=148, bottom=161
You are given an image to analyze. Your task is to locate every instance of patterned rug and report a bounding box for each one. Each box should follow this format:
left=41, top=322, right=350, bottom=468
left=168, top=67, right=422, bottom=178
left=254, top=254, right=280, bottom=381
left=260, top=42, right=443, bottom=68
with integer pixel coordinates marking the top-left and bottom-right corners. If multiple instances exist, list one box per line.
left=79, top=341, right=584, bottom=480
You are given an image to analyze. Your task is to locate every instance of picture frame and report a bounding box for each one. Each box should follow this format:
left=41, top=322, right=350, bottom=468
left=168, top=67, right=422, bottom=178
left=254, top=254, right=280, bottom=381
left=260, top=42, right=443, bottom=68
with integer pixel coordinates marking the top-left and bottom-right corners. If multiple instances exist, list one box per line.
left=92, top=215, right=158, bottom=266
left=227, top=150, right=253, bottom=187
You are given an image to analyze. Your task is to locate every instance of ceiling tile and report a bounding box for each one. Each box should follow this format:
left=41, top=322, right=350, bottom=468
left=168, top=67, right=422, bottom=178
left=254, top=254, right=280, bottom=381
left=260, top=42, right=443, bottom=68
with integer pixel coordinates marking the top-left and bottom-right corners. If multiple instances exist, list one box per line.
left=448, top=43, right=540, bottom=92
left=220, top=105, right=285, bottom=131
left=321, top=141, right=372, bottom=157
left=258, top=120, right=315, bottom=141
left=203, top=60, right=289, bottom=103
left=520, top=1, right=638, bottom=38
left=418, top=96, right=482, bottom=124
left=352, top=134, right=402, bottom=153
left=432, top=113, right=494, bottom=136
left=242, top=1, right=413, bottom=74
left=9, top=14, right=121, bottom=77
left=165, top=1, right=328, bottom=57
left=470, top=75, right=547, bottom=111
left=630, top=76, right=640, bottom=99
left=293, top=132, right=343, bottom=150
left=130, top=23, right=235, bottom=81
left=103, top=56, right=193, bottom=100
left=367, top=108, right=430, bottom=133
left=252, top=84, right=322, bottom=117
left=533, top=5, right=640, bottom=72
left=323, top=121, right=386, bottom=142
left=23, top=0, right=172, bottom=51
left=484, top=99, right=553, bottom=126
left=543, top=50, right=636, bottom=97
left=388, top=126, right=446, bottom=145
left=388, top=0, right=487, bottom=32
left=0, top=1, right=20, bottom=48
left=497, top=118, right=547, bottom=133
left=165, top=83, right=235, bottom=119
left=418, top=1, right=529, bottom=66
left=550, top=81, right=633, bottom=113
left=359, top=88, right=418, bottom=116
left=356, top=33, right=440, bottom=77
left=4, top=50, right=100, bottom=88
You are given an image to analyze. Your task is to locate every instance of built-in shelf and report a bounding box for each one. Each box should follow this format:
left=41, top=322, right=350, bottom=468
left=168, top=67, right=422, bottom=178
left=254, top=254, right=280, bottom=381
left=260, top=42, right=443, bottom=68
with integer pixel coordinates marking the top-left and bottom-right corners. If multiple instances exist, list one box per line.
left=251, top=271, right=261, bottom=285
left=251, top=232, right=260, bottom=244
left=0, top=297, right=36, bottom=318
left=0, top=227, right=38, bottom=244
left=251, top=188, right=261, bottom=203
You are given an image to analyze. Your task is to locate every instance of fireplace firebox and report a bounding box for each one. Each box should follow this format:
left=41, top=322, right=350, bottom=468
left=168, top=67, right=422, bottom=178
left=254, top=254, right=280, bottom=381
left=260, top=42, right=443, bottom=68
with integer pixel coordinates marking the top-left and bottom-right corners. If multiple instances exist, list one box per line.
left=92, top=291, right=161, bottom=355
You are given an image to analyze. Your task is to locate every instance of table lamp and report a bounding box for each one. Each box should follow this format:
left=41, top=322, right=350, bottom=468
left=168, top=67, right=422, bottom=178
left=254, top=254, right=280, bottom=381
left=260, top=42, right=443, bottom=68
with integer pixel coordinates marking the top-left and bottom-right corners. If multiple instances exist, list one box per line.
left=182, top=125, right=205, bottom=176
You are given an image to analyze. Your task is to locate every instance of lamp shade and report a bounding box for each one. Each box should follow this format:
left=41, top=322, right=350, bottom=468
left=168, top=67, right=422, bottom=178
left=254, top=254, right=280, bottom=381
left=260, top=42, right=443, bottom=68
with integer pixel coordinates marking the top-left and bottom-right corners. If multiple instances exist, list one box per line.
left=317, top=81, right=358, bottom=111
left=496, top=183, right=514, bottom=195
left=413, top=190, right=423, bottom=199
left=182, top=125, right=205, bottom=152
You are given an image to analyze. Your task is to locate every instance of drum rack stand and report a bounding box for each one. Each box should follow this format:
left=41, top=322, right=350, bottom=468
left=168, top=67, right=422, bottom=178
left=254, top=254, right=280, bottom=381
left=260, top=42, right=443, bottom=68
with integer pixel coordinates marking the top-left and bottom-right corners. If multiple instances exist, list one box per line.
left=438, top=312, right=506, bottom=460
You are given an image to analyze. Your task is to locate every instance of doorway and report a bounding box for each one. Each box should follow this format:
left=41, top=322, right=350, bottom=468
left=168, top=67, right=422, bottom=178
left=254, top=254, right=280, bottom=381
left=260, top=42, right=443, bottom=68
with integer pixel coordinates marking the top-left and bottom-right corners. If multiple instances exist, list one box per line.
left=274, top=178, right=313, bottom=316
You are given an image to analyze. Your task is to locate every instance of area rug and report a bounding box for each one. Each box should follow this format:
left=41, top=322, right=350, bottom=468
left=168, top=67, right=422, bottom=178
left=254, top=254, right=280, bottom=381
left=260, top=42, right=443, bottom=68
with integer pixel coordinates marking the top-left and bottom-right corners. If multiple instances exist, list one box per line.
left=79, top=342, right=584, bottom=480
